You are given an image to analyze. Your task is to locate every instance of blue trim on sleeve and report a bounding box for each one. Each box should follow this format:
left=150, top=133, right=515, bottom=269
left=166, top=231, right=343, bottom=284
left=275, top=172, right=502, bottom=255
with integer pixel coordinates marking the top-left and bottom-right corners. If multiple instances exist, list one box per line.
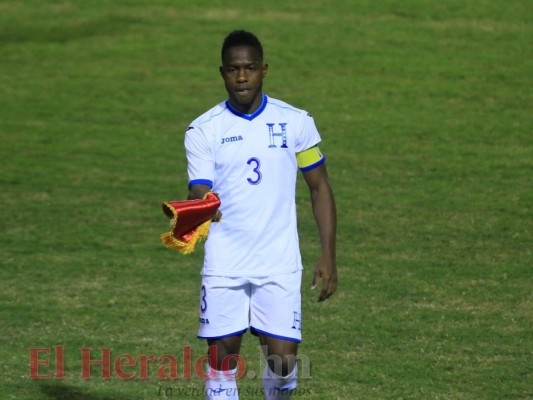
left=250, top=327, right=302, bottom=343
left=299, top=155, right=326, bottom=172
left=188, top=179, right=214, bottom=189
left=197, top=328, right=248, bottom=340
left=226, top=94, right=267, bottom=121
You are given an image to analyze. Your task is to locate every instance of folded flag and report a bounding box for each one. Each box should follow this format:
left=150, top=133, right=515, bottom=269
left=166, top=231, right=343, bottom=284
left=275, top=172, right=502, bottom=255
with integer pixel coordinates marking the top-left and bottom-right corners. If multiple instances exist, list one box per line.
left=160, top=192, right=221, bottom=254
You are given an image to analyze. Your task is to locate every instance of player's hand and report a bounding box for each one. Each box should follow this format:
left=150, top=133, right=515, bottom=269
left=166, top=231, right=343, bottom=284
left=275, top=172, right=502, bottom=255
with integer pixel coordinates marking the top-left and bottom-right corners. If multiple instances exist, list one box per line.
left=311, top=255, right=337, bottom=302
left=212, top=210, right=222, bottom=222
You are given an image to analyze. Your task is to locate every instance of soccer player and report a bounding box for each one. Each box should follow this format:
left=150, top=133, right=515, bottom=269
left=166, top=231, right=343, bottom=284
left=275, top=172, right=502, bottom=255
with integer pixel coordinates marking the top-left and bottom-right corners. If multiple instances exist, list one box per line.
left=184, top=30, right=337, bottom=400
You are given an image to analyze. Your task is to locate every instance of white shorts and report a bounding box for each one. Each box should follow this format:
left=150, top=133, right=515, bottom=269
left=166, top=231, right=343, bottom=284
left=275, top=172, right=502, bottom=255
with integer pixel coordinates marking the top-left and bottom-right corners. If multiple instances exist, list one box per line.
left=198, top=270, right=302, bottom=342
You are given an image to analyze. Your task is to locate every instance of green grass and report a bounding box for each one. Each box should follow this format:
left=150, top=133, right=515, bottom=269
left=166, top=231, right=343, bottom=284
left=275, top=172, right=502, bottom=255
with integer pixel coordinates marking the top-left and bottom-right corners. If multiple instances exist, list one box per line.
left=1, top=1, right=531, bottom=399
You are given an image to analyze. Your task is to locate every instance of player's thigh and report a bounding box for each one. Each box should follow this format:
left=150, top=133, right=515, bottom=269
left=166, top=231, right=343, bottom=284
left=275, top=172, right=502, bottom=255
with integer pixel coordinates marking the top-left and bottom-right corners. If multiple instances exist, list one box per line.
left=258, top=333, right=298, bottom=376
left=258, top=333, right=298, bottom=358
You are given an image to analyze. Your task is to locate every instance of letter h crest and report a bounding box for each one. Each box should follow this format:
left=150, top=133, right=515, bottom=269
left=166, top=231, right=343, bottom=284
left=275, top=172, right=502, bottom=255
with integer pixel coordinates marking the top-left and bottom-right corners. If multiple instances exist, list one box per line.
left=291, top=311, right=302, bottom=331
left=267, top=123, right=288, bottom=148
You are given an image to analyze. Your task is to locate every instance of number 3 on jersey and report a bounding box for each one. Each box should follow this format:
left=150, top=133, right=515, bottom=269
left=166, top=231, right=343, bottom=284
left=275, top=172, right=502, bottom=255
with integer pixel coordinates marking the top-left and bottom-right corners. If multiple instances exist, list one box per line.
left=247, top=157, right=262, bottom=185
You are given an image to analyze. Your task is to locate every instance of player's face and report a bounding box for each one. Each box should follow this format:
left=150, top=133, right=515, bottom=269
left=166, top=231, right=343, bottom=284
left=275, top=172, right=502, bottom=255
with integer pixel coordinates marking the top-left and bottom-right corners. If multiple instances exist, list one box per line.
left=220, top=45, right=268, bottom=114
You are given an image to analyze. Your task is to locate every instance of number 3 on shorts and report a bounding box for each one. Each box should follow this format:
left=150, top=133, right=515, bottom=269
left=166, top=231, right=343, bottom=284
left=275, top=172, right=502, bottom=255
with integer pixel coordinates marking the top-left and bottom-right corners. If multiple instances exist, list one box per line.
left=200, top=285, right=207, bottom=312
left=247, top=157, right=262, bottom=185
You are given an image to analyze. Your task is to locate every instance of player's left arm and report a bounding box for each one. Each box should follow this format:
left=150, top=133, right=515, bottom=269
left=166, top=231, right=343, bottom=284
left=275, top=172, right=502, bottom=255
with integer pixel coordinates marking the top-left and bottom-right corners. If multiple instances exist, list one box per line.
left=302, top=161, right=337, bottom=302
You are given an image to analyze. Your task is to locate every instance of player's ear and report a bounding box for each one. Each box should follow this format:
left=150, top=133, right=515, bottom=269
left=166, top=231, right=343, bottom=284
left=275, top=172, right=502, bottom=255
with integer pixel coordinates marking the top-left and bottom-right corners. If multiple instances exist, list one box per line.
left=262, top=63, right=268, bottom=78
left=219, top=66, right=224, bottom=76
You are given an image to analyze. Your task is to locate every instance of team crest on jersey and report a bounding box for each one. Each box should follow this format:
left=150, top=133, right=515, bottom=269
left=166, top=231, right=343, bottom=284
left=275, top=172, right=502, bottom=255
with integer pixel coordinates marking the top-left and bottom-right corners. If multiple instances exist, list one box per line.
left=220, top=135, right=243, bottom=144
left=267, top=123, right=288, bottom=148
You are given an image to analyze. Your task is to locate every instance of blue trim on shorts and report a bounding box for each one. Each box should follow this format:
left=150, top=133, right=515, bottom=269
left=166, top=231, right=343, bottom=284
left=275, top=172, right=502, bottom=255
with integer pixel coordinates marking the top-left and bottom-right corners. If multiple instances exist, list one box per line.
left=197, top=328, right=248, bottom=341
left=250, top=327, right=302, bottom=343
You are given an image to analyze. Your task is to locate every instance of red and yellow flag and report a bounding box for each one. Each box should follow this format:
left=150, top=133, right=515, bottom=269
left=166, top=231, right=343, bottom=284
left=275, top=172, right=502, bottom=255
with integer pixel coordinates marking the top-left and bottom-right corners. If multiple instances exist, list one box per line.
left=160, top=192, right=221, bottom=254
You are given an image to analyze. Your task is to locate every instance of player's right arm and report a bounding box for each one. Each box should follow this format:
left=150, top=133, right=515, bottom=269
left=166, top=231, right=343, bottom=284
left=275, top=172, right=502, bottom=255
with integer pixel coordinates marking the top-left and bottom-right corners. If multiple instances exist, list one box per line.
left=185, top=125, right=222, bottom=221
left=185, top=124, right=214, bottom=198
left=188, top=184, right=221, bottom=221
left=187, top=184, right=211, bottom=200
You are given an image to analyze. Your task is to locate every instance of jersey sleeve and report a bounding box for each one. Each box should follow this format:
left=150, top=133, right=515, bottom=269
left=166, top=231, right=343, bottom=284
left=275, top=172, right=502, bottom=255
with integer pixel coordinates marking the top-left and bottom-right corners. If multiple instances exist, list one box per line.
left=294, top=112, right=322, bottom=153
left=184, top=125, right=215, bottom=188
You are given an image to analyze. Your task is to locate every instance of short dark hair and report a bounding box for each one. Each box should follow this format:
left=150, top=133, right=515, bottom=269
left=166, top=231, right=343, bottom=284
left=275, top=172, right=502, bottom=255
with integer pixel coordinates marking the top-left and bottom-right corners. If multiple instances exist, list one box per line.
left=221, top=30, right=263, bottom=61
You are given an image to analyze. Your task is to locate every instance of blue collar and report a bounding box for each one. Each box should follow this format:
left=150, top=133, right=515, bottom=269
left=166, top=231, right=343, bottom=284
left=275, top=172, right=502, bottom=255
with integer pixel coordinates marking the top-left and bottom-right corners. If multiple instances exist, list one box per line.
left=226, top=94, right=267, bottom=121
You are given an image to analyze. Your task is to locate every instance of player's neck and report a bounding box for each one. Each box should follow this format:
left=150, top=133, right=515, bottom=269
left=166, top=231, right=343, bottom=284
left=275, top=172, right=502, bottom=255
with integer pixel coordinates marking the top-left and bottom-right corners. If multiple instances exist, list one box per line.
left=228, top=94, right=264, bottom=116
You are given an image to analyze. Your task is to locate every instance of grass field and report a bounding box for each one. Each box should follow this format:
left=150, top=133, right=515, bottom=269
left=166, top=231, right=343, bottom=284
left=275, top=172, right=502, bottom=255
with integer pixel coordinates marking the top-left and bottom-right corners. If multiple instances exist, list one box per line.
left=1, top=1, right=531, bottom=399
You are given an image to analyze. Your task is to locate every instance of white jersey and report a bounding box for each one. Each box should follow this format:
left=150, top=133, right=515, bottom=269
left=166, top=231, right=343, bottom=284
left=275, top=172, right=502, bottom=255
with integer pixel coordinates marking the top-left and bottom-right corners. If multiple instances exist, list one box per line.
left=185, top=95, right=322, bottom=277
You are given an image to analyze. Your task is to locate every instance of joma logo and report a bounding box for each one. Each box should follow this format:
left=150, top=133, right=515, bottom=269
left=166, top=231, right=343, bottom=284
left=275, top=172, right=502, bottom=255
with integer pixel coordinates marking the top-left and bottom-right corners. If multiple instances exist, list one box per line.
left=221, top=135, right=243, bottom=144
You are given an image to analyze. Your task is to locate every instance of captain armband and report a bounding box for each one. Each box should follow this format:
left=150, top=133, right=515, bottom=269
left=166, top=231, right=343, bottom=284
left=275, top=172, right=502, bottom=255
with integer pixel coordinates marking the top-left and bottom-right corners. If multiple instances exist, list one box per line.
left=296, top=145, right=326, bottom=171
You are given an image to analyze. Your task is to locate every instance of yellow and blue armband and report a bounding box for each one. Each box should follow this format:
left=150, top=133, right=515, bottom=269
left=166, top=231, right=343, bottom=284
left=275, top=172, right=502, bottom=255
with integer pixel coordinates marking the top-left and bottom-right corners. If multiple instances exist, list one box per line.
left=296, top=146, right=325, bottom=171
